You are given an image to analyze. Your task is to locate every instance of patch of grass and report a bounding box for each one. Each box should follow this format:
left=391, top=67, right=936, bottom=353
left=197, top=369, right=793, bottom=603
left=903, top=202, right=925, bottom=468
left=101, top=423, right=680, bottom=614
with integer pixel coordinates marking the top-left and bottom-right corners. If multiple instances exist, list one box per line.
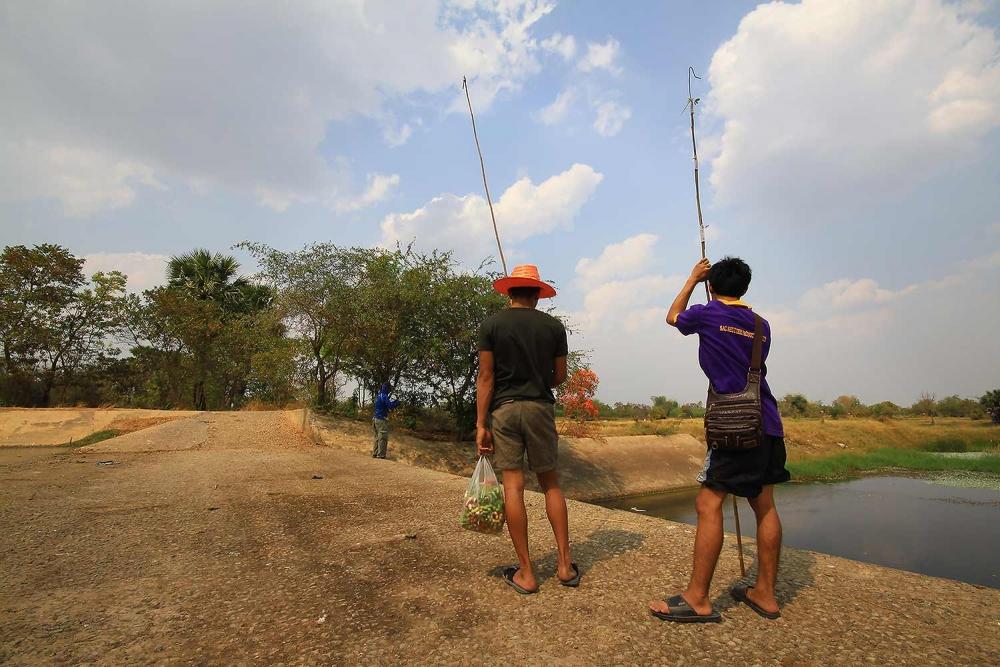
left=917, top=435, right=999, bottom=452
left=788, top=447, right=1000, bottom=481
left=61, top=429, right=121, bottom=447
left=617, top=421, right=679, bottom=437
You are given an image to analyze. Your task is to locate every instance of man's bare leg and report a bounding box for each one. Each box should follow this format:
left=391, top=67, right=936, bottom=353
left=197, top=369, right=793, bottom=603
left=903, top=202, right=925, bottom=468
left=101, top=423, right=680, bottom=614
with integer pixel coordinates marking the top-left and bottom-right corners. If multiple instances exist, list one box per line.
left=502, top=468, right=537, bottom=591
left=746, top=485, right=781, bottom=613
left=649, top=485, right=725, bottom=616
left=536, top=469, right=574, bottom=581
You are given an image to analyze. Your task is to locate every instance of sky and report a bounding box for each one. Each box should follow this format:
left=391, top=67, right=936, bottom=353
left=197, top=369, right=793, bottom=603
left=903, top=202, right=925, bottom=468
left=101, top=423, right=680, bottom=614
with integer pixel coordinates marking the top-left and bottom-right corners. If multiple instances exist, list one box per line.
left=2, top=0, right=999, bottom=407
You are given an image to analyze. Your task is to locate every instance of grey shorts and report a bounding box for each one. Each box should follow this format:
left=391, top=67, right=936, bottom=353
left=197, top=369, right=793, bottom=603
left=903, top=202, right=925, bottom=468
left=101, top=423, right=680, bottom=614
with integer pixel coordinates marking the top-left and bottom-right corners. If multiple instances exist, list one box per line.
left=491, top=400, right=559, bottom=473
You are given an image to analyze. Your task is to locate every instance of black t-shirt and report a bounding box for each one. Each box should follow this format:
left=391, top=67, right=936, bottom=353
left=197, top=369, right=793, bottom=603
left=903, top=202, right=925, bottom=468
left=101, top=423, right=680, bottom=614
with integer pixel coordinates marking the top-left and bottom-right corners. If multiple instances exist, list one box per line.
left=478, top=307, right=569, bottom=409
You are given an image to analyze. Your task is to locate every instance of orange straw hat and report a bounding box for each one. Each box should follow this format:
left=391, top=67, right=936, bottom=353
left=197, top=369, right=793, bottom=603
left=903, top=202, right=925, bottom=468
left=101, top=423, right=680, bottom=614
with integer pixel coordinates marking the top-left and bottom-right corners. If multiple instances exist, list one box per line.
left=492, top=264, right=557, bottom=299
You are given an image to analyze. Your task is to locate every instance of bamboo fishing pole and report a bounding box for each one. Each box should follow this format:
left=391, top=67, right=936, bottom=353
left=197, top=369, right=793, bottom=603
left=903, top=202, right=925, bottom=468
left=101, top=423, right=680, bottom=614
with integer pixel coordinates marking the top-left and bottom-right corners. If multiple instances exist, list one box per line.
left=462, top=76, right=508, bottom=277
left=687, top=66, right=746, bottom=578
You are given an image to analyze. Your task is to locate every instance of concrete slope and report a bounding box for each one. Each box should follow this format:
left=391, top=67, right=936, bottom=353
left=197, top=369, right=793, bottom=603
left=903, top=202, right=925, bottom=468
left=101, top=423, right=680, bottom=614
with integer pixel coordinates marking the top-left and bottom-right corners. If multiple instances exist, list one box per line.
left=80, top=411, right=314, bottom=453
left=312, top=415, right=707, bottom=500
left=0, top=408, right=197, bottom=446
left=557, top=434, right=705, bottom=500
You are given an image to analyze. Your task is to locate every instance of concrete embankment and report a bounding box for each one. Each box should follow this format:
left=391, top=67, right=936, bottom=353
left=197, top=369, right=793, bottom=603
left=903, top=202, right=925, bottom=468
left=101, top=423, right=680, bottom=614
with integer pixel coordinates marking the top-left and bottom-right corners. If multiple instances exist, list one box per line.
left=311, top=414, right=706, bottom=500
left=0, top=407, right=198, bottom=446
left=1, top=411, right=997, bottom=665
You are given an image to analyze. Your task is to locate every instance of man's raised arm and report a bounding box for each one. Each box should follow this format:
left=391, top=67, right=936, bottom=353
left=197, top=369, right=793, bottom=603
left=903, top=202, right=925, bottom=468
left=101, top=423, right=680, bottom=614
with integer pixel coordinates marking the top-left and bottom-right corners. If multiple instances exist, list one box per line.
left=667, top=258, right=711, bottom=326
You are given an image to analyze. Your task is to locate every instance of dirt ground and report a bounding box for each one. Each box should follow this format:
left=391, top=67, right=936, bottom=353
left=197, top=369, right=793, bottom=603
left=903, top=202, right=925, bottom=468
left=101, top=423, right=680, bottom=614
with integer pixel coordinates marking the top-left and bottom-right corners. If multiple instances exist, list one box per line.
left=1, top=411, right=998, bottom=665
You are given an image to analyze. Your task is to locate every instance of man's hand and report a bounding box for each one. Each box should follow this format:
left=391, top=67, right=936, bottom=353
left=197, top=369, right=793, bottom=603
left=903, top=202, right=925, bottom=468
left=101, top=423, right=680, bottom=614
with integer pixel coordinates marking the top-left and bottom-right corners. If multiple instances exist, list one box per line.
left=690, top=258, right=711, bottom=283
left=476, top=425, right=494, bottom=456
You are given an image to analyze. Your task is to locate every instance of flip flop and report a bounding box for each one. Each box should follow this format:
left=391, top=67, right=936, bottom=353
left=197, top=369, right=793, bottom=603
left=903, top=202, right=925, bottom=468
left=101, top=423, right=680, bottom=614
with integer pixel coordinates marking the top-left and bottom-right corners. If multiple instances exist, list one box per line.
left=558, top=563, right=582, bottom=588
left=730, top=585, right=781, bottom=619
left=650, top=594, right=722, bottom=623
left=502, top=567, right=538, bottom=595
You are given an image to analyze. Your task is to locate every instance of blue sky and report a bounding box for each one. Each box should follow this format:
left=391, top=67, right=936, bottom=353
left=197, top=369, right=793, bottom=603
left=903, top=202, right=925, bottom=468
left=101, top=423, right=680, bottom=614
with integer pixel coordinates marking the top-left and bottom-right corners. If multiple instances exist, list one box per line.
left=2, top=0, right=998, bottom=406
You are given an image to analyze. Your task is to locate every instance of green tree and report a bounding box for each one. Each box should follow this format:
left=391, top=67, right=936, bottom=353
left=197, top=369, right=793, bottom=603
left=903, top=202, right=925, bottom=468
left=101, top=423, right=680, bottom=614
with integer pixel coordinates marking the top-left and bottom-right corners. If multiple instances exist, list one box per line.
left=241, top=242, right=364, bottom=407
left=936, top=395, right=984, bottom=418
left=418, top=265, right=507, bottom=432
left=869, top=401, right=901, bottom=419
left=0, top=245, right=127, bottom=406
left=980, top=390, right=1000, bottom=424
left=911, top=392, right=937, bottom=422
left=680, top=401, right=705, bottom=418
left=164, top=249, right=271, bottom=409
left=650, top=395, right=680, bottom=419
left=834, top=394, right=864, bottom=416
left=779, top=393, right=810, bottom=417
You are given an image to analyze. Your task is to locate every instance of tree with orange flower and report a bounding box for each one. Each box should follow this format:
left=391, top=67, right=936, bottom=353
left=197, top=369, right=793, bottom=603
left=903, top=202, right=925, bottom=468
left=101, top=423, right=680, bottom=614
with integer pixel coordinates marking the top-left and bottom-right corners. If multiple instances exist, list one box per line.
left=558, top=366, right=602, bottom=439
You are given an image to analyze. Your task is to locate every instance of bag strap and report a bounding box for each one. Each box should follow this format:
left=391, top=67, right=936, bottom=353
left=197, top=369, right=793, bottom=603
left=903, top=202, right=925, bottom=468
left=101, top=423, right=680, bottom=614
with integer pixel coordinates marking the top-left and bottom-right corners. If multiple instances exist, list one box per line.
left=749, top=314, right=763, bottom=374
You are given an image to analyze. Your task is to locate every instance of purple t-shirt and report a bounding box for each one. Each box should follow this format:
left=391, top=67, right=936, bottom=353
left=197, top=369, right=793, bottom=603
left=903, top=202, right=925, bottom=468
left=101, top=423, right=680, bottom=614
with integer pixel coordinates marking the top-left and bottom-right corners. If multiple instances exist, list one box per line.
left=676, top=300, right=784, bottom=437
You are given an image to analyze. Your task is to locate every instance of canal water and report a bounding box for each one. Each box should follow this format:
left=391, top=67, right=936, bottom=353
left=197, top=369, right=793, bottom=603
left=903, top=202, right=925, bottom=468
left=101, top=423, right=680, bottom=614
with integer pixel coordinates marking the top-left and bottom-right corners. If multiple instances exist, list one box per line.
left=598, top=476, right=999, bottom=588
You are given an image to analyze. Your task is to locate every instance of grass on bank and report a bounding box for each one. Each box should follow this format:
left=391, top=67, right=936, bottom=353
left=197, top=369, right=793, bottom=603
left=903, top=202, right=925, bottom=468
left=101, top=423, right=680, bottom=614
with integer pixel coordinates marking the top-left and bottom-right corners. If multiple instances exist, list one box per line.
left=787, top=447, right=1000, bottom=481
left=60, top=429, right=122, bottom=447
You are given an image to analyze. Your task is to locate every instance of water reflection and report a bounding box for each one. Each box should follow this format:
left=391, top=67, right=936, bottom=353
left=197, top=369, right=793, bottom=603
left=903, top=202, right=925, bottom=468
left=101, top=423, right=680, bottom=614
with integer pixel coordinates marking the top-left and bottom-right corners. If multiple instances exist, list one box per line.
left=598, top=476, right=999, bottom=588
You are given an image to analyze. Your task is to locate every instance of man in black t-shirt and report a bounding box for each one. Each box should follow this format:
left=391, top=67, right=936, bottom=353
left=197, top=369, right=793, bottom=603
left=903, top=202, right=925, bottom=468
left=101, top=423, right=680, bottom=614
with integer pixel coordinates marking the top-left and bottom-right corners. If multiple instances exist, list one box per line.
left=476, top=264, right=579, bottom=594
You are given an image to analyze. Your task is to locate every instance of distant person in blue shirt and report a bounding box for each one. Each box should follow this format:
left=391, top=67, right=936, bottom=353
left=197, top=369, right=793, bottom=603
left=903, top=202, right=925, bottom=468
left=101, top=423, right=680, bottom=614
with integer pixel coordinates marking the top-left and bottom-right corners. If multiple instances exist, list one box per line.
left=372, top=383, right=400, bottom=459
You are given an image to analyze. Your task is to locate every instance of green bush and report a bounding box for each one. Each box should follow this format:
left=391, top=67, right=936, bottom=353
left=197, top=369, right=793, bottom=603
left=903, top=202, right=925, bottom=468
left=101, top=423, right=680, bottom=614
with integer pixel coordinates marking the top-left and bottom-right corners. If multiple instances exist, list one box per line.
left=920, top=437, right=967, bottom=452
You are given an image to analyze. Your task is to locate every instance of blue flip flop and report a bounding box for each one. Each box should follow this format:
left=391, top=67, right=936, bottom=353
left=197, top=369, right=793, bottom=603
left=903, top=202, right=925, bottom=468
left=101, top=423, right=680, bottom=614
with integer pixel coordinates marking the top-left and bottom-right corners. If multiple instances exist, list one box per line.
left=502, top=567, right=538, bottom=595
left=558, top=563, right=582, bottom=587
left=650, top=594, right=722, bottom=623
left=731, top=585, right=781, bottom=619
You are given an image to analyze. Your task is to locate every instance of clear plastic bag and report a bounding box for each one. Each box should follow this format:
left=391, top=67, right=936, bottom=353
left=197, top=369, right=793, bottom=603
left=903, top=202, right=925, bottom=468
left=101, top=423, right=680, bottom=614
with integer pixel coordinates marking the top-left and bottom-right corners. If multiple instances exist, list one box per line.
left=460, top=456, right=506, bottom=535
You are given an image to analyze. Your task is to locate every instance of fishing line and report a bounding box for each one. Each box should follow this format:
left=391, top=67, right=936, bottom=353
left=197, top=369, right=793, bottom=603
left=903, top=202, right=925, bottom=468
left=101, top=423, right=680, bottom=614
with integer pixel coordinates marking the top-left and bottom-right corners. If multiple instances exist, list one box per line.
left=462, top=76, right=508, bottom=277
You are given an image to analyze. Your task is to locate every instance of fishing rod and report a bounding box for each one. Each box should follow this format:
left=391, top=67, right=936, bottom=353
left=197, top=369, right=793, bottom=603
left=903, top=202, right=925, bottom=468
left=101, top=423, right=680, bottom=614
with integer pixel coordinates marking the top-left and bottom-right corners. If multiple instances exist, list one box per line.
left=462, top=76, right=508, bottom=277
left=687, top=66, right=746, bottom=578
left=686, top=67, right=711, bottom=303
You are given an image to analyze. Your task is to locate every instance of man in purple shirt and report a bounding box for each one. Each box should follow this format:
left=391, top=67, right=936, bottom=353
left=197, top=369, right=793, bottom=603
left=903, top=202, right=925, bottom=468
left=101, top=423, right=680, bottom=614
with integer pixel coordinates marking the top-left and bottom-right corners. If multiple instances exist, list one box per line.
left=650, top=256, right=790, bottom=624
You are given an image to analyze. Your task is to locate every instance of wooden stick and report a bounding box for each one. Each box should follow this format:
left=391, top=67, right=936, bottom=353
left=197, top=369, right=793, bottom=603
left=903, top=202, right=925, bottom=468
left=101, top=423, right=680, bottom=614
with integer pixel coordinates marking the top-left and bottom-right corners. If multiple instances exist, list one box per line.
left=462, top=76, right=508, bottom=276
left=732, top=496, right=747, bottom=577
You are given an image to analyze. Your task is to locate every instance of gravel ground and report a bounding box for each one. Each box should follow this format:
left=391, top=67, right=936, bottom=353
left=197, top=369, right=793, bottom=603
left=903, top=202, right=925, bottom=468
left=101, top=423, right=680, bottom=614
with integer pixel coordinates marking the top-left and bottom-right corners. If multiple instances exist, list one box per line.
left=1, top=412, right=998, bottom=666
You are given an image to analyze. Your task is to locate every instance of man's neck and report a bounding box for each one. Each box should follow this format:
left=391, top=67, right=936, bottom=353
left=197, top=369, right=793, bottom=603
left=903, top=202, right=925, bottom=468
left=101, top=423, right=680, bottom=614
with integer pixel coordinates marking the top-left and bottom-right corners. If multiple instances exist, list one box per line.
left=509, top=300, right=536, bottom=309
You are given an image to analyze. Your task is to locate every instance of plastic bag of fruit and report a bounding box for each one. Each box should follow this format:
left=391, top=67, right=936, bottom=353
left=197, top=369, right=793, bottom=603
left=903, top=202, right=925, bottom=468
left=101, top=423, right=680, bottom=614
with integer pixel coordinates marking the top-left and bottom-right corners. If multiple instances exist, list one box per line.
left=460, top=456, right=506, bottom=535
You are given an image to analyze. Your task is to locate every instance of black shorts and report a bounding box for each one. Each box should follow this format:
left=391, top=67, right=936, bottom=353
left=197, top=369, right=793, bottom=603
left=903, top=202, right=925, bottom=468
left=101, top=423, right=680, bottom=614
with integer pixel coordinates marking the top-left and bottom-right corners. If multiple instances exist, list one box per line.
left=696, top=435, right=791, bottom=498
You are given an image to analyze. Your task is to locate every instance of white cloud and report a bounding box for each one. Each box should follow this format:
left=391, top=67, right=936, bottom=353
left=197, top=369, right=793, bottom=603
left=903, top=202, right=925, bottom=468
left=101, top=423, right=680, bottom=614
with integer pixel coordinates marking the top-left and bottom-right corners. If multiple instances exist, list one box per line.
left=380, top=163, right=603, bottom=264
left=541, top=32, right=577, bottom=60
left=0, top=1, right=558, bottom=216
left=576, top=233, right=658, bottom=287
left=961, top=249, right=1000, bottom=272
left=578, top=38, right=622, bottom=74
left=382, top=123, right=413, bottom=148
left=534, top=88, right=576, bottom=125
left=0, top=140, right=164, bottom=217
left=336, top=173, right=400, bottom=212
left=799, top=278, right=919, bottom=310
left=592, top=100, right=632, bottom=137
left=706, top=0, right=1000, bottom=225
left=84, top=252, right=169, bottom=292
left=575, top=274, right=683, bottom=332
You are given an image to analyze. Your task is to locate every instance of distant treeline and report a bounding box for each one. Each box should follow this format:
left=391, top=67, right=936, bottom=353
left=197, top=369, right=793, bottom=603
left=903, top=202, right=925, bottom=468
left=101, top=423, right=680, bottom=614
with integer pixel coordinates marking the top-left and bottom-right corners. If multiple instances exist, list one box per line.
left=3, top=243, right=997, bottom=429
left=0, top=243, right=505, bottom=432
left=587, top=392, right=999, bottom=423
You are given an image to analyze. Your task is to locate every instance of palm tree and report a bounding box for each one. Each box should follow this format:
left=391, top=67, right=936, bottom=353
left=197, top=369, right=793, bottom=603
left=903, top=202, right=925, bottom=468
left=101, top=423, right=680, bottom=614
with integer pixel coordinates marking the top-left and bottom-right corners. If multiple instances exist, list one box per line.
left=165, top=250, right=272, bottom=409
left=168, top=249, right=245, bottom=304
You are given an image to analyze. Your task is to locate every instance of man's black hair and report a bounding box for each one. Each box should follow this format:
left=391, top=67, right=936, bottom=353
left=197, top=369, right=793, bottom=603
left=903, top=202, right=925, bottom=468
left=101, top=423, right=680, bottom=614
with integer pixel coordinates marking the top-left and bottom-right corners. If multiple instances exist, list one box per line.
left=708, top=256, right=752, bottom=298
left=508, top=286, right=541, bottom=300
